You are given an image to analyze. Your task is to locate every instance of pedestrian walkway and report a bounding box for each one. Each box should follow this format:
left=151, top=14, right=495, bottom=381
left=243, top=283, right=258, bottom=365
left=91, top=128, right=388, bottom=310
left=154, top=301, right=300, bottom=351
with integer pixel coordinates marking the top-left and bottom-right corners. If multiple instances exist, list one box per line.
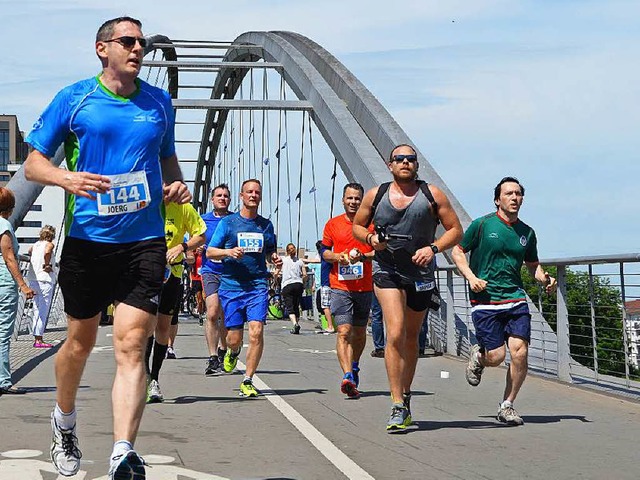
left=1, top=316, right=638, bottom=479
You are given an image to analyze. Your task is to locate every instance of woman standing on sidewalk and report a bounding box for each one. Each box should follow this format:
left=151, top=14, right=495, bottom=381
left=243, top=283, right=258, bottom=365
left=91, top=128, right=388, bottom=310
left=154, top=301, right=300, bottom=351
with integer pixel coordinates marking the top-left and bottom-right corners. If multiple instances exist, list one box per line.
left=0, top=187, right=35, bottom=395
left=28, top=225, right=57, bottom=348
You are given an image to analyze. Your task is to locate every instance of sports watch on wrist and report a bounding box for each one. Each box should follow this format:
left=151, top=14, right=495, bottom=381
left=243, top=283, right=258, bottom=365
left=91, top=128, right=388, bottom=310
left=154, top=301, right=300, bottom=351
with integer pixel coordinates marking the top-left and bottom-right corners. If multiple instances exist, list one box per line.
left=429, top=244, right=439, bottom=254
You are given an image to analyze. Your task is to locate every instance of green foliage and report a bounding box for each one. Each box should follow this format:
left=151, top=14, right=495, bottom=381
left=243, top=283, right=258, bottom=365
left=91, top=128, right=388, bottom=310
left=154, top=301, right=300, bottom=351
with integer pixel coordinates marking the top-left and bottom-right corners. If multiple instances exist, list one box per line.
left=522, top=266, right=639, bottom=379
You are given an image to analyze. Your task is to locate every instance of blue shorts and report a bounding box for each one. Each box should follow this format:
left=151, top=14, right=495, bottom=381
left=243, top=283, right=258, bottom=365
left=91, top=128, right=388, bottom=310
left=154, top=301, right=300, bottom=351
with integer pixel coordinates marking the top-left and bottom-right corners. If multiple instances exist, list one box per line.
left=219, top=288, right=268, bottom=330
left=471, top=302, right=531, bottom=351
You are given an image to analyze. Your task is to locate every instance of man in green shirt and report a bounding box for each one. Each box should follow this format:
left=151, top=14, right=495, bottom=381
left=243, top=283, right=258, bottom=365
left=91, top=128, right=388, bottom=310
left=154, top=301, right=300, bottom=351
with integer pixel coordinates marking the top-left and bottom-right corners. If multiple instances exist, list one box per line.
left=452, top=176, right=556, bottom=426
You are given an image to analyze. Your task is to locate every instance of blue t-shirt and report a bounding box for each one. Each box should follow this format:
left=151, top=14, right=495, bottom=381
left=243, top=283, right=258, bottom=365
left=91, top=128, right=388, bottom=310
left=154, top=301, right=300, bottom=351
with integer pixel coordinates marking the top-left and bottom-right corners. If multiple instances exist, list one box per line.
left=208, top=212, right=277, bottom=291
left=317, top=244, right=331, bottom=287
left=200, top=211, right=229, bottom=275
left=26, top=75, right=176, bottom=244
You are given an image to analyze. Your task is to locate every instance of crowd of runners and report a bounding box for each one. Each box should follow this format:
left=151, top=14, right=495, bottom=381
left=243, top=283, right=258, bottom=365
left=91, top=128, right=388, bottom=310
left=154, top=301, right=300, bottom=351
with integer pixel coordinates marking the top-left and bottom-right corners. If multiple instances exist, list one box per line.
left=16, top=15, right=557, bottom=480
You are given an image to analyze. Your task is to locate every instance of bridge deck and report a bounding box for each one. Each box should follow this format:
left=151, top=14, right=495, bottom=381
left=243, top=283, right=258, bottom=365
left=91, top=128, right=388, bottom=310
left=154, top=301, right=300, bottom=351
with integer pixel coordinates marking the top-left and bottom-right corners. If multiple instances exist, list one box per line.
left=1, top=317, right=637, bottom=479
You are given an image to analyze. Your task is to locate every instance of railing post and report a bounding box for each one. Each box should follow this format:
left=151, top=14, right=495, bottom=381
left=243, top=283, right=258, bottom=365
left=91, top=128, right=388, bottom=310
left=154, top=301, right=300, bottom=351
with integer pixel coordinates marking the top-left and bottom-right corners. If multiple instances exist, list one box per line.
left=445, top=270, right=457, bottom=356
left=556, top=265, right=572, bottom=382
left=619, top=263, right=631, bottom=387
left=587, top=265, right=599, bottom=381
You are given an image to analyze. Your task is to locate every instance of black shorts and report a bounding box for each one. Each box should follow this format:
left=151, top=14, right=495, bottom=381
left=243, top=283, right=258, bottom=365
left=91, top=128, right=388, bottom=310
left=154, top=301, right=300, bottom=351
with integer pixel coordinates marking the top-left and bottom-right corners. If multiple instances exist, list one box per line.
left=59, top=237, right=166, bottom=319
left=282, top=282, right=304, bottom=317
left=373, top=270, right=440, bottom=312
left=159, top=274, right=183, bottom=316
left=191, top=279, right=202, bottom=292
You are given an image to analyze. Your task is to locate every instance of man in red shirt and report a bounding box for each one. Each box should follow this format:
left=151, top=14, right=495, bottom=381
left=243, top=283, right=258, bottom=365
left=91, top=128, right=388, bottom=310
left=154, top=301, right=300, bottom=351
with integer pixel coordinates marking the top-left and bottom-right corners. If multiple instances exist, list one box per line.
left=322, top=183, right=374, bottom=398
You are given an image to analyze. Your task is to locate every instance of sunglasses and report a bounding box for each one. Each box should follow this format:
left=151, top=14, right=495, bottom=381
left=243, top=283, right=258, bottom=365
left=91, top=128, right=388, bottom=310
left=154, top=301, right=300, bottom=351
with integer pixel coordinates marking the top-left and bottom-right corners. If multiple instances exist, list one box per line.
left=390, top=154, right=417, bottom=163
left=104, top=36, right=147, bottom=49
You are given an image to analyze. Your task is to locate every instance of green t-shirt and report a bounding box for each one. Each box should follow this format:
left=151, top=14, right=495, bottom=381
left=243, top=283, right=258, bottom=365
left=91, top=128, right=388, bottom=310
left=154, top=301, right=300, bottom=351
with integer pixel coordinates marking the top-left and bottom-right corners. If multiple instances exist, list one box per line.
left=459, top=212, right=538, bottom=304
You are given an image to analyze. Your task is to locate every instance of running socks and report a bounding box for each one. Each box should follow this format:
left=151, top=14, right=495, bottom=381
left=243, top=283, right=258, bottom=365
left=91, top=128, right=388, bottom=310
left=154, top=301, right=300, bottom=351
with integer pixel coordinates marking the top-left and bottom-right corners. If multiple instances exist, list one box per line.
left=110, top=440, right=133, bottom=461
left=54, top=404, right=76, bottom=430
left=218, top=347, right=227, bottom=362
left=243, top=375, right=252, bottom=383
left=150, top=341, right=168, bottom=381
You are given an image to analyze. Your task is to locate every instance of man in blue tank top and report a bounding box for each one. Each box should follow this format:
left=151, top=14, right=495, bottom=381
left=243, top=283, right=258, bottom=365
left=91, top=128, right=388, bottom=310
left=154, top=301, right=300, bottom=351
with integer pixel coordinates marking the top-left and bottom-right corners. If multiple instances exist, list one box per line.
left=207, top=179, right=282, bottom=397
left=200, top=183, right=231, bottom=375
left=23, top=16, right=190, bottom=479
left=353, top=144, right=463, bottom=433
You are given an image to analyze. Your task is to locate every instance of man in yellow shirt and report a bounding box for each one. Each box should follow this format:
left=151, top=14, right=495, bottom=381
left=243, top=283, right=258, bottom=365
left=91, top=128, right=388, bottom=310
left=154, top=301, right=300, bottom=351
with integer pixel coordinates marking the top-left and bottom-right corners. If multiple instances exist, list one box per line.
left=146, top=201, right=206, bottom=403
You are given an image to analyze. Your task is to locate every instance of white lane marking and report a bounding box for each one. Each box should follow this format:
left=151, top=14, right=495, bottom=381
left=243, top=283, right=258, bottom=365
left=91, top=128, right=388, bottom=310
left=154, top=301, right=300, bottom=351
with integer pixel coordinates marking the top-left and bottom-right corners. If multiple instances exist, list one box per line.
left=238, top=361, right=375, bottom=480
left=288, top=348, right=337, bottom=354
left=0, top=450, right=43, bottom=458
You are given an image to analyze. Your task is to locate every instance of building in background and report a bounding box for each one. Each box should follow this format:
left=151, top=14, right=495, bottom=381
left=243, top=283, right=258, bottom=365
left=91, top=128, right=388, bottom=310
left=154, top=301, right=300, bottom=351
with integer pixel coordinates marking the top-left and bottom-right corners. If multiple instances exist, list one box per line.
left=1, top=114, right=66, bottom=255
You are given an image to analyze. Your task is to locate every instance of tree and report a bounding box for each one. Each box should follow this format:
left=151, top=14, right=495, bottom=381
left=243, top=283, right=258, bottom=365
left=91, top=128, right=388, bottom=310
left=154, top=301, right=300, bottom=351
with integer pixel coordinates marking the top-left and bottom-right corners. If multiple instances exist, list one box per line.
left=522, top=266, right=639, bottom=379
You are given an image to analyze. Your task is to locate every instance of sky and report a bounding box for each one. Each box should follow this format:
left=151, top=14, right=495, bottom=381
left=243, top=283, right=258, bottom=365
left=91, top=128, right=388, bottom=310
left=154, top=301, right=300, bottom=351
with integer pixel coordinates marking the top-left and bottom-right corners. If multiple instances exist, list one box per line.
left=1, top=0, right=639, bottom=258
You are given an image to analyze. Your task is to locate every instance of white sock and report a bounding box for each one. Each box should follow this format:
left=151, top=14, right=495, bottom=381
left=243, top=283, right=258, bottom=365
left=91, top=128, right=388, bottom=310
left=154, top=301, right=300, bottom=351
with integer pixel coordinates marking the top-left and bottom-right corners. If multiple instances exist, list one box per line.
left=54, top=404, right=76, bottom=430
left=111, top=440, right=133, bottom=461
left=243, top=375, right=252, bottom=383
left=500, top=400, right=513, bottom=409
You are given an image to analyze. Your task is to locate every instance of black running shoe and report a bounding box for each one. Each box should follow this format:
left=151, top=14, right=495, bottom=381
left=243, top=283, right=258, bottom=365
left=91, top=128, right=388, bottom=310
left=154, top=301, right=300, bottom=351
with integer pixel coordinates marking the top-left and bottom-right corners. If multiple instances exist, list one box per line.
left=205, top=356, right=220, bottom=376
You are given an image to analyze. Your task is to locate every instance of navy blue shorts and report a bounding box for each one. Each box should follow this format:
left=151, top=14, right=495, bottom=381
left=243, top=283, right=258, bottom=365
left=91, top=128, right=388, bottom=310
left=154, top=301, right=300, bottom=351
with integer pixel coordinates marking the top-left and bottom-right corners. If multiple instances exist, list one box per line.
left=219, top=288, right=268, bottom=330
left=471, top=302, right=531, bottom=351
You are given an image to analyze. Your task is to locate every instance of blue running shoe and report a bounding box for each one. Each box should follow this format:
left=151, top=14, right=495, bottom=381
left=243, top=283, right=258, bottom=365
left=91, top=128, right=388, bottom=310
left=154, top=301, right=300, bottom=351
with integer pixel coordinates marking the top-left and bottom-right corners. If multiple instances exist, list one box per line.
left=352, top=367, right=360, bottom=388
left=108, top=450, right=145, bottom=480
left=340, top=372, right=360, bottom=399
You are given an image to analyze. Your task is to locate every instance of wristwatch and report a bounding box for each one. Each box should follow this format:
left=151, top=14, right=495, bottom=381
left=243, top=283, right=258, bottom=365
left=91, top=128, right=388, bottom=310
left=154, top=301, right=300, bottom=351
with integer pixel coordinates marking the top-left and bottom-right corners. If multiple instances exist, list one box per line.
left=429, top=244, right=439, bottom=254
left=181, top=242, right=189, bottom=253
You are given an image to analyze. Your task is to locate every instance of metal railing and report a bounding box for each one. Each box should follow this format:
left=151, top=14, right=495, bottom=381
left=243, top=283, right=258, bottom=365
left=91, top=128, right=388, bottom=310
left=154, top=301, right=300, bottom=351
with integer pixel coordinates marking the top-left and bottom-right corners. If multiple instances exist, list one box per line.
left=430, top=254, right=640, bottom=398
left=13, top=255, right=66, bottom=340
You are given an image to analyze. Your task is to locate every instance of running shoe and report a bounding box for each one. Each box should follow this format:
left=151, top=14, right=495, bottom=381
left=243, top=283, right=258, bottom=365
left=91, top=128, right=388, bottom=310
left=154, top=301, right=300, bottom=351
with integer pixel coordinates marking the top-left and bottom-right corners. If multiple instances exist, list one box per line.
left=166, top=347, right=176, bottom=359
left=403, top=392, right=413, bottom=425
left=340, top=373, right=360, bottom=398
left=290, top=324, right=301, bottom=334
left=466, top=344, right=485, bottom=386
left=223, top=348, right=240, bottom=373
left=239, top=379, right=259, bottom=397
left=108, top=449, right=145, bottom=480
left=386, top=403, right=411, bottom=433
left=50, top=413, right=82, bottom=476
left=204, top=356, right=220, bottom=376
left=146, top=379, right=164, bottom=403
left=370, top=348, right=385, bottom=358
left=497, top=403, right=524, bottom=426
left=34, top=341, right=54, bottom=348
left=352, top=367, right=360, bottom=388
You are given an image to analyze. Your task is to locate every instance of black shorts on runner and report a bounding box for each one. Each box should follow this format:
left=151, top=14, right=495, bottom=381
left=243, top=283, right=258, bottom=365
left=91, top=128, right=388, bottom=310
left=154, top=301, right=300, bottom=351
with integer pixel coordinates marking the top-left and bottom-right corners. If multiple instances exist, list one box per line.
left=373, top=270, right=440, bottom=312
left=191, top=279, right=202, bottom=293
left=159, top=274, right=183, bottom=316
left=58, top=237, right=166, bottom=319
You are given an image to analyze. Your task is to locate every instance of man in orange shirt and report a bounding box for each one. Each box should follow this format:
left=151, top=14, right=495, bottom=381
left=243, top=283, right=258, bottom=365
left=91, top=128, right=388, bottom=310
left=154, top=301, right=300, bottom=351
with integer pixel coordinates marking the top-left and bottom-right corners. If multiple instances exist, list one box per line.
left=322, top=183, right=374, bottom=398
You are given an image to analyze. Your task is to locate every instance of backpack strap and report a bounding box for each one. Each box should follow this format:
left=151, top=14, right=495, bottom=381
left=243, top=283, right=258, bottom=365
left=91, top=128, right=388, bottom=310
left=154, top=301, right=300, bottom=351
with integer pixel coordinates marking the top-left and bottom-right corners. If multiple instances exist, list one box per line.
left=367, top=182, right=391, bottom=226
left=416, top=180, right=439, bottom=225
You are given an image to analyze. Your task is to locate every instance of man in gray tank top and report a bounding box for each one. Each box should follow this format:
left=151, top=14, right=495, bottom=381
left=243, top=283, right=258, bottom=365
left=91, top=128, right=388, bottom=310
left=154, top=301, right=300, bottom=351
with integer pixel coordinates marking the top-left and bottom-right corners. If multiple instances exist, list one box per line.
left=353, top=144, right=463, bottom=432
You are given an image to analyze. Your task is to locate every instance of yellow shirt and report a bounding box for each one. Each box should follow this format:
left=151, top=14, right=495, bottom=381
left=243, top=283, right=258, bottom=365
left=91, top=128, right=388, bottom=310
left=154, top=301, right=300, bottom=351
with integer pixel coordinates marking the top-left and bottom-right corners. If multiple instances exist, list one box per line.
left=165, top=202, right=207, bottom=278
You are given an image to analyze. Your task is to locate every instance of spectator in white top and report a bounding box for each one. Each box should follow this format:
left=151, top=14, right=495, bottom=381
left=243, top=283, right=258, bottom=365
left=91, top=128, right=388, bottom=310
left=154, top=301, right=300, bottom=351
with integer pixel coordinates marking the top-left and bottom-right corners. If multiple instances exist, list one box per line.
left=281, top=243, right=307, bottom=334
left=28, top=225, right=57, bottom=348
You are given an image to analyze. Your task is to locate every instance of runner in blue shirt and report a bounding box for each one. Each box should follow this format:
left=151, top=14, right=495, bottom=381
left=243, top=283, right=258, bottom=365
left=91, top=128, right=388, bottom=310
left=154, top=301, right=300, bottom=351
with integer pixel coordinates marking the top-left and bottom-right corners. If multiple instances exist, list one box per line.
left=207, top=179, right=282, bottom=397
left=23, top=16, right=190, bottom=480
left=200, top=183, right=232, bottom=375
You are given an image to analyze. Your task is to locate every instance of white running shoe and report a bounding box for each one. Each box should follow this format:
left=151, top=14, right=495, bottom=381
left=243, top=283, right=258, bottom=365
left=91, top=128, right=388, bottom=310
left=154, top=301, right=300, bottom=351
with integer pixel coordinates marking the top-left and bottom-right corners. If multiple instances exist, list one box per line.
left=50, top=412, right=82, bottom=476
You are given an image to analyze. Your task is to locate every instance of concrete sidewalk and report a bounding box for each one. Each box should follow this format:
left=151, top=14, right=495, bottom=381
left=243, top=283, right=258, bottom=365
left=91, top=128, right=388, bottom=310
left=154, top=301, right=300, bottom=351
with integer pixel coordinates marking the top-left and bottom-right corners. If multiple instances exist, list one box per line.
left=1, top=316, right=638, bottom=479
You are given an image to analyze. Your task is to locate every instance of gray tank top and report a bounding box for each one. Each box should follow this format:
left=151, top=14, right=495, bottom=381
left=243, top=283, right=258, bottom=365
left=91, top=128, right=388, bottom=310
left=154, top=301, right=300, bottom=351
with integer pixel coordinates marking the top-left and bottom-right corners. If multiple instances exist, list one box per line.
left=372, top=185, right=438, bottom=283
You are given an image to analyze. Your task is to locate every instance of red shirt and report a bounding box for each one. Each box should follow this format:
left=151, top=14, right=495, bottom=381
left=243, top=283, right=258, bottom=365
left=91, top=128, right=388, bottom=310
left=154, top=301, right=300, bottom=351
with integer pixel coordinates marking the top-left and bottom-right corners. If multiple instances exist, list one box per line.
left=190, top=252, right=202, bottom=281
left=322, top=214, right=373, bottom=292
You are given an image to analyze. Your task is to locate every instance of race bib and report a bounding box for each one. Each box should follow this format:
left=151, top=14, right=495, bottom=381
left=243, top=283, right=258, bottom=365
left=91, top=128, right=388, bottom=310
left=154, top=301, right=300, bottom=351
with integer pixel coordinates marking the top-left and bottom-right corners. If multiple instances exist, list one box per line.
left=238, top=232, right=264, bottom=253
left=97, top=171, right=150, bottom=216
left=415, top=280, right=436, bottom=292
left=338, top=262, right=363, bottom=281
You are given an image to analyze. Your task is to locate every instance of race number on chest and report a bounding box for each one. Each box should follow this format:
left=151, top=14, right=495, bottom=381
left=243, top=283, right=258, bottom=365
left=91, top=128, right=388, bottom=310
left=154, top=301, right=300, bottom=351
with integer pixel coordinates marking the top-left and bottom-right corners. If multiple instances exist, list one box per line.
left=238, top=232, right=264, bottom=253
left=338, top=262, right=364, bottom=281
left=97, top=171, right=150, bottom=216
